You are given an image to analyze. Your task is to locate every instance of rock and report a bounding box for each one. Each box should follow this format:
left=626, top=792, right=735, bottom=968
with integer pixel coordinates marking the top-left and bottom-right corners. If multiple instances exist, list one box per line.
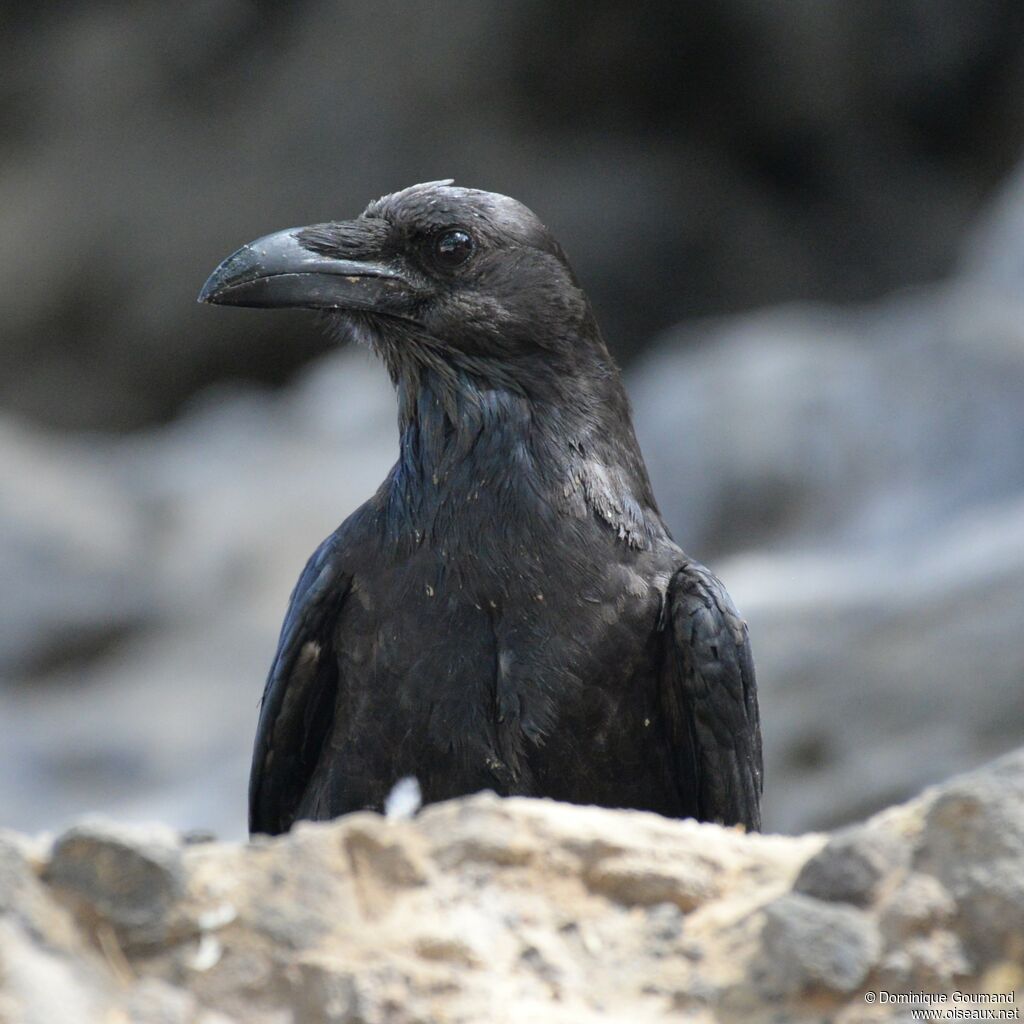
left=0, top=417, right=156, bottom=679
left=286, top=956, right=362, bottom=1024
left=757, top=893, right=882, bottom=997
left=874, top=931, right=971, bottom=993
left=583, top=851, right=718, bottom=912
left=794, top=826, right=908, bottom=907
left=631, top=283, right=1024, bottom=559
left=121, top=979, right=210, bottom=1024
left=44, top=821, right=185, bottom=948
left=877, top=872, right=956, bottom=941
left=961, top=159, right=1024, bottom=295
left=0, top=832, right=82, bottom=952
left=1, top=752, right=1023, bottom=1021
left=0, top=918, right=110, bottom=1024
left=914, top=753, right=1024, bottom=965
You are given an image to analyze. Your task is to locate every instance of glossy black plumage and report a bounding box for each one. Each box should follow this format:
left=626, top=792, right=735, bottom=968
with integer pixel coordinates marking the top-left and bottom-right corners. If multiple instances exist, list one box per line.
left=199, top=181, right=763, bottom=835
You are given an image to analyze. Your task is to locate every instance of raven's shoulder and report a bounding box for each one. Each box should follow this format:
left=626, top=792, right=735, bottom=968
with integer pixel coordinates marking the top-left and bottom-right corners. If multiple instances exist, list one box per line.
left=659, top=559, right=763, bottom=829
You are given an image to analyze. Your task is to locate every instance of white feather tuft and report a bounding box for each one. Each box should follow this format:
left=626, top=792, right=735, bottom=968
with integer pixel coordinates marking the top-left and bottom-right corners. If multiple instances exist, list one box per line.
left=384, top=776, right=422, bottom=820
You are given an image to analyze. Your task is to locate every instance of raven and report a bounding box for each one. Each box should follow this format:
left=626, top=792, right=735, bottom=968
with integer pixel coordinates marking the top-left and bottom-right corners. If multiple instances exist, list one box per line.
left=199, top=181, right=762, bottom=836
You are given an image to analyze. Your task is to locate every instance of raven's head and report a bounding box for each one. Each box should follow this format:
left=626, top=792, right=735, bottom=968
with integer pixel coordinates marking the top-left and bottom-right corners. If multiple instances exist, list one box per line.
left=199, top=181, right=603, bottom=387
left=202, top=182, right=658, bottom=540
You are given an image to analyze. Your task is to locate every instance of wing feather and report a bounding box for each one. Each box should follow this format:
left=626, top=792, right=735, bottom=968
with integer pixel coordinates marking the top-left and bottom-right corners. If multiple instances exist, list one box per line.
left=661, top=560, right=763, bottom=829
left=248, top=536, right=350, bottom=835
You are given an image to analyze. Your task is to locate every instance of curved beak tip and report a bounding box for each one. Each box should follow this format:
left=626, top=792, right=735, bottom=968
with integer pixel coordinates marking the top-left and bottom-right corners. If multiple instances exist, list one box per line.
left=198, top=247, right=251, bottom=305
left=196, top=278, right=217, bottom=304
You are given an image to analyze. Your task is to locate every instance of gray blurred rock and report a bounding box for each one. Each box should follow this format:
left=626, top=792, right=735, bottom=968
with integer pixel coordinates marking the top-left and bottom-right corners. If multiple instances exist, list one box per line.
left=757, top=893, right=881, bottom=996
left=794, top=826, right=907, bottom=907
left=0, top=831, right=78, bottom=949
left=0, top=418, right=156, bottom=677
left=914, top=752, right=1024, bottom=965
left=631, top=283, right=1024, bottom=558
left=122, top=979, right=210, bottom=1024
left=877, top=871, right=956, bottom=943
left=961, top=158, right=1024, bottom=292
left=287, top=959, right=362, bottom=1024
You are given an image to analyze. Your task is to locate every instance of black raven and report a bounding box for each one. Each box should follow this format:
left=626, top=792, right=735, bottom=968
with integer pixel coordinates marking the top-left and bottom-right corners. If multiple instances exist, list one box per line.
left=199, top=181, right=762, bottom=836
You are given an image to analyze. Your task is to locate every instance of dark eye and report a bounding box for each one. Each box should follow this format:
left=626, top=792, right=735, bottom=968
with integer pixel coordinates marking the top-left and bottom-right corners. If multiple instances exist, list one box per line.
left=434, top=229, right=474, bottom=268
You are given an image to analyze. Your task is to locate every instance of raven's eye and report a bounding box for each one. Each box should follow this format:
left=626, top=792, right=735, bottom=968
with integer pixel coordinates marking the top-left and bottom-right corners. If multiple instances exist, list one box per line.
left=434, top=229, right=474, bottom=268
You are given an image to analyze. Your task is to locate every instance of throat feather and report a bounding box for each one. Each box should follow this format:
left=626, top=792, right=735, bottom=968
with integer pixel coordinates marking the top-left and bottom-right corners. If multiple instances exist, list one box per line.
left=382, top=369, right=654, bottom=552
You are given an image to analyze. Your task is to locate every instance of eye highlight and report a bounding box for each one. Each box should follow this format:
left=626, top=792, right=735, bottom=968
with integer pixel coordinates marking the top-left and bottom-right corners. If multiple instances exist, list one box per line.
left=434, top=229, right=475, bottom=268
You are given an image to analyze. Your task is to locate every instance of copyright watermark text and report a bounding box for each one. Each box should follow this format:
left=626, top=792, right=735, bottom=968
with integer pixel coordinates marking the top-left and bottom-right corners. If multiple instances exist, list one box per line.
left=862, top=990, right=1018, bottom=1020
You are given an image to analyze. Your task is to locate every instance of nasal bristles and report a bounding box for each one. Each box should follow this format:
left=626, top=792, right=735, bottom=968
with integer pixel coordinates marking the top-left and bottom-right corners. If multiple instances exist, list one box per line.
left=296, top=218, right=391, bottom=259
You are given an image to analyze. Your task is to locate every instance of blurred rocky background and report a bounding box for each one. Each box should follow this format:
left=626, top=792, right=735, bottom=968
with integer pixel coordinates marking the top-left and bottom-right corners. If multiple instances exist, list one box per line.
left=2, top=1, right=1024, bottom=840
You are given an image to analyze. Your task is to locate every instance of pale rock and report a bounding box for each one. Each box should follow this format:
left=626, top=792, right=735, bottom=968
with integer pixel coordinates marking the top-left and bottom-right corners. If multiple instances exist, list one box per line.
left=3, top=751, right=1022, bottom=1021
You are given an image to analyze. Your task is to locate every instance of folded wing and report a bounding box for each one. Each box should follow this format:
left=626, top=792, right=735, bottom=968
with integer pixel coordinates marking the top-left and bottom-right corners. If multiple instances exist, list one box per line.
left=248, top=536, right=350, bottom=835
left=660, top=561, right=763, bottom=829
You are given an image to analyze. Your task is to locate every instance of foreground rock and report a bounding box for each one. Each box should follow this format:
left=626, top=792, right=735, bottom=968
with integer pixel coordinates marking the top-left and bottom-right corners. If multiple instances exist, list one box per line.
left=3, top=752, right=1023, bottom=1023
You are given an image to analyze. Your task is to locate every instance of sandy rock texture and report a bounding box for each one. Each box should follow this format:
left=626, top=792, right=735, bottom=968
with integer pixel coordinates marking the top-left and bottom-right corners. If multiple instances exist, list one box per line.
left=2, top=751, right=1023, bottom=1024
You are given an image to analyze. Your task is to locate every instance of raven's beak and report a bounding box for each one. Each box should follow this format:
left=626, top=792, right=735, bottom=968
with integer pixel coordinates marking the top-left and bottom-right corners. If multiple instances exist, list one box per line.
left=198, top=226, right=415, bottom=312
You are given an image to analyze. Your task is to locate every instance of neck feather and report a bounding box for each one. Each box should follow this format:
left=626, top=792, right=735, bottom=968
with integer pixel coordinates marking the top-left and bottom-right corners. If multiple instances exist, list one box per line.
left=377, top=352, right=661, bottom=551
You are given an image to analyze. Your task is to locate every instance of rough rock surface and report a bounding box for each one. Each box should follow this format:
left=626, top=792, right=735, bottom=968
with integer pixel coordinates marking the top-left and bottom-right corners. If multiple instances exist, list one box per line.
left=2, top=751, right=1023, bottom=1023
